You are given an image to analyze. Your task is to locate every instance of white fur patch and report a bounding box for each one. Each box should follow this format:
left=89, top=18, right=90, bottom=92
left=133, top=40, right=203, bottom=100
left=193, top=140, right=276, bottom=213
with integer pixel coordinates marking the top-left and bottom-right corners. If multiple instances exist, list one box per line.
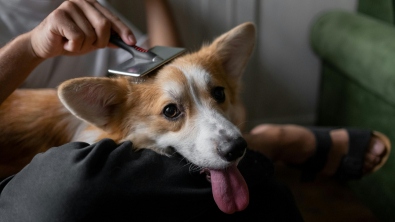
left=169, top=64, right=211, bottom=108
left=71, top=122, right=89, bottom=142
left=162, top=80, right=184, bottom=101
left=59, top=106, right=85, bottom=141
left=73, top=126, right=102, bottom=144
left=156, top=64, right=243, bottom=169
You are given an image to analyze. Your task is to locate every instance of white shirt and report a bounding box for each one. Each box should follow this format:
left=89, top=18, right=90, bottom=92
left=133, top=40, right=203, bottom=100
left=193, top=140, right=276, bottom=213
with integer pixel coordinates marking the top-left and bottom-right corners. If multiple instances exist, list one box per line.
left=0, top=0, right=148, bottom=88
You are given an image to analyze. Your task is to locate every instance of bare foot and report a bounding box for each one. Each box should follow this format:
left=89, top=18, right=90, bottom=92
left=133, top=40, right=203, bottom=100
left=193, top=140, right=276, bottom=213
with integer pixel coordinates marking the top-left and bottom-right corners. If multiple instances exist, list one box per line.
left=245, top=124, right=388, bottom=177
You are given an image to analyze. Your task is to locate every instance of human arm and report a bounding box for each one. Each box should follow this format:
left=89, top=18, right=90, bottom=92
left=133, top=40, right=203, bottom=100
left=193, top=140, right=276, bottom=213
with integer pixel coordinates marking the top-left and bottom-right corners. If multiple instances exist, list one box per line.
left=0, top=33, right=44, bottom=105
left=145, top=0, right=181, bottom=47
left=0, top=0, right=136, bottom=105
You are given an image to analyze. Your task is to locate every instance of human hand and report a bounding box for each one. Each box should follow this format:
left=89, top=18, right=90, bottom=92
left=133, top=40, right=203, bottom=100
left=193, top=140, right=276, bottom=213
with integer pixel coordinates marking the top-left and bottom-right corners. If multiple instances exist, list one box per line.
left=29, top=0, right=136, bottom=59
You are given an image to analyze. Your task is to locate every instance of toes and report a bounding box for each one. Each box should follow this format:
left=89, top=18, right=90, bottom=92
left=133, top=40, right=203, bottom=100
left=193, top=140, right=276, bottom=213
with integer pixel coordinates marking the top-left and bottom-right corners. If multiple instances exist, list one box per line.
left=362, top=137, right=387, bottom=175
left=363, top=147, right=384, bottom=174
left=364, top=151, right=382, bottom=174
left=365, top=152, right=380, bottom=164
left=368, top=138, right=385, bottom=156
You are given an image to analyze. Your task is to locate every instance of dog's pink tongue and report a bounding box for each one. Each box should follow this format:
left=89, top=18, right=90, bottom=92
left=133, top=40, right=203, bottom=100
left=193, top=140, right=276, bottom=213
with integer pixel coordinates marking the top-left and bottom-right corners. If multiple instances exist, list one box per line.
left=210, top=165, right=249, bottom=214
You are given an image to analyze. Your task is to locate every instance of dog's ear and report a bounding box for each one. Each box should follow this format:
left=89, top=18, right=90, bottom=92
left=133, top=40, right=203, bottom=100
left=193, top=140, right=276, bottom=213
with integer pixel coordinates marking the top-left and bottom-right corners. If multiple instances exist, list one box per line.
left=58, top=77, right=129, bottom=132
left=210, top=22, right=256, bottom=81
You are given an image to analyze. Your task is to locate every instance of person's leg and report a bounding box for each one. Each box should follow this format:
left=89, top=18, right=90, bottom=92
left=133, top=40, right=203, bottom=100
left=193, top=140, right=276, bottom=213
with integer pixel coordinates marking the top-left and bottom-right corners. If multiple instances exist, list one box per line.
left=0, top=139, right=303, bottom=221
left=244, top=124, right=388, bottom=177
left=145, top=0, right=181, bottom=47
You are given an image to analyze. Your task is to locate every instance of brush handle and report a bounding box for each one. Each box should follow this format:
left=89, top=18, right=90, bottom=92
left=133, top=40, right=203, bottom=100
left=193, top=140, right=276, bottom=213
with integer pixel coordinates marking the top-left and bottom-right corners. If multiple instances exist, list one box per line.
left=109, top=33, right=162, bottom=62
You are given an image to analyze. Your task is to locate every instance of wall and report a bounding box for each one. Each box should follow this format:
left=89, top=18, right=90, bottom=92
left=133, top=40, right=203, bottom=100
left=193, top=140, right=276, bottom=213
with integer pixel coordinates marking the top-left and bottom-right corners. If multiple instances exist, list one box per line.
left=108, top=0, right=357, bottom=130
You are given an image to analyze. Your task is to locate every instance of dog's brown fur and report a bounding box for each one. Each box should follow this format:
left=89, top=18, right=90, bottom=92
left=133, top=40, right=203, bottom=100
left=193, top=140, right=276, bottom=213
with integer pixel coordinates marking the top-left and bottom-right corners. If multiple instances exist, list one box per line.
left=0, top=22, right=255, bottom=178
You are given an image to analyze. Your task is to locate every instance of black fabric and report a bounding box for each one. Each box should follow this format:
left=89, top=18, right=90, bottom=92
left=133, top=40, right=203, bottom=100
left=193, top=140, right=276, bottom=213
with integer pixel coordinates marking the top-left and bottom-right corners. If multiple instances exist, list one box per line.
left=334, top=129, right=371, bottom=180
left=298, top=127, right=333, bottom=182
left=0, top=139, right=303, bottom=222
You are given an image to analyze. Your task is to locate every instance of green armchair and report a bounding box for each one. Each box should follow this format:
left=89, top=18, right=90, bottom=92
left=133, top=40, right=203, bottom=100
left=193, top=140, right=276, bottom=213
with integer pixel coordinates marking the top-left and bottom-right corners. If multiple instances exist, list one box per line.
left=310, top=5, right=395, bottom=222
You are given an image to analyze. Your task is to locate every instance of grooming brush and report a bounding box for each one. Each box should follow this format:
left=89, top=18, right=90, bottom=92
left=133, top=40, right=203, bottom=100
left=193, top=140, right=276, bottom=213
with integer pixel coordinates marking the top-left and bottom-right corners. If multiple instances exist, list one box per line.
left=108, top=34, right=186, bottom=77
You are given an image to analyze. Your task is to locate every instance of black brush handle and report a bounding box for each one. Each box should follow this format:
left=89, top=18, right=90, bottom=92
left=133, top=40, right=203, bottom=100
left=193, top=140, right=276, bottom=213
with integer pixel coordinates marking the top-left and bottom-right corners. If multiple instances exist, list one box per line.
left=109, top=33, right=162, bottom=61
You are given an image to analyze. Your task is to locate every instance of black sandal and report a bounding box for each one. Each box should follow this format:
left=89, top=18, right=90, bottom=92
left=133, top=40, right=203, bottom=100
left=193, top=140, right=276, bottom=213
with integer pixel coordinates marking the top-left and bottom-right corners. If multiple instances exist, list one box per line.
left=295, top=127, right=391, bottom=182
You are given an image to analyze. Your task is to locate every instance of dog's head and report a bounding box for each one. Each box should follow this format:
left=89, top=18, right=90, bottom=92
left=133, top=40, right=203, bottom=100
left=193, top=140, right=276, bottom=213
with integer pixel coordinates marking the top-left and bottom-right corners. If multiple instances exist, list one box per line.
left=59, top=22, right=255, bottom=169
left=59, top=22, right=256, bottom=214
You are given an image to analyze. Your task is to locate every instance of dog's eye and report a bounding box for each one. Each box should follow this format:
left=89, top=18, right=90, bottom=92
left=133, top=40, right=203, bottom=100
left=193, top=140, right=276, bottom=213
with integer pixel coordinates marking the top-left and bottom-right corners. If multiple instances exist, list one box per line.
left=163, top=104, right=180, bottom=119
left=212, top=87, right=225, bottom=103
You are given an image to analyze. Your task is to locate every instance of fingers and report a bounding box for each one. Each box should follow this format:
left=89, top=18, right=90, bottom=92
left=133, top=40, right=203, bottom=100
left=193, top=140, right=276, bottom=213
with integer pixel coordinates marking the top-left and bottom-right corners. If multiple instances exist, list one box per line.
left=49, top=7, right=85, bottom=52
left=60, top=1, right=97, bottom=52
left=89, top=1, right=136, bottom=45
left=69, top=0, right=111, bottom=48
left=107, top=43, right=119, bottom=49
left=68, top=0, right=136, bottom=47
left=35, top=0, right=135, bottom=57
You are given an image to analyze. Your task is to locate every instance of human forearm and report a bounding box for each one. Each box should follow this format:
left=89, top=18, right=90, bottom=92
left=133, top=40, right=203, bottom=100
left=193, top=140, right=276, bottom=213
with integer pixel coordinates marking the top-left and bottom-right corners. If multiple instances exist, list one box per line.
left=0, top=32, right=44, bottom=105
left=0, top=0, right=137, bottom=105
left=145, top=0, right=181, bottom=47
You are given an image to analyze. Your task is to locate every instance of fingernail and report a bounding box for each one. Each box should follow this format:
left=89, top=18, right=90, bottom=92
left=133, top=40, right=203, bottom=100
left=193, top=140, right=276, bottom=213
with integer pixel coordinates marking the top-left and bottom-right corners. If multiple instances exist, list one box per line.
left=128, top=35, right=135, bottom=45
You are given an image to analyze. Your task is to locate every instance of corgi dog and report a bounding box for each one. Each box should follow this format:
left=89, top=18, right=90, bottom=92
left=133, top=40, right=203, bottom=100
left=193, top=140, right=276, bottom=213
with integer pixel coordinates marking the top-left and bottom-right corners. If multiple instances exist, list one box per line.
left=0, top=22, right=256, bottom=214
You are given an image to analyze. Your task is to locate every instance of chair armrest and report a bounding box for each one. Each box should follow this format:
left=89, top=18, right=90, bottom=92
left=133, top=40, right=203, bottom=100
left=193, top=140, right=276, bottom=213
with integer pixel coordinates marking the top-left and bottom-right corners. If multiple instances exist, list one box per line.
left=311, top=10, right=395, bottom=105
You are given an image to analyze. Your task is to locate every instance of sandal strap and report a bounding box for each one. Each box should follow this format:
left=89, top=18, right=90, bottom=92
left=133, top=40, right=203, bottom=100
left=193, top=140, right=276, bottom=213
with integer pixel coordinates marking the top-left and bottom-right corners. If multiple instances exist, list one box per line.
left=334, top=129, right=371, bottom=180
left=300, top=128, right=332, bottom=182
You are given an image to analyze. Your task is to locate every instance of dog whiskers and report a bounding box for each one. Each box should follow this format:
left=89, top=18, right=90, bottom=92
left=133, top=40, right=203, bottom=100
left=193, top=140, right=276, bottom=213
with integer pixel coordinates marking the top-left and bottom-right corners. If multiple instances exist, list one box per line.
left=177, top=157, right=186, bottom=165
left=181, top=160, right=204, bottom=175
left=236, top=120, right=249, bottom=129
left=188, top=164, right=204, bottom=173
left=182, top=161, right=192, bottom=168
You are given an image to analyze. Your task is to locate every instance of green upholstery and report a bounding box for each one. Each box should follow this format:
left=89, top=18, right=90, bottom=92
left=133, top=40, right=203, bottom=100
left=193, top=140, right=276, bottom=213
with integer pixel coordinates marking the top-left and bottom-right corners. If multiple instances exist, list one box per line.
left=358, top=0, right=395, bottom=23
left=311, top=11, right=395, bottom=105
left=311, top=10, right=395, bottom=222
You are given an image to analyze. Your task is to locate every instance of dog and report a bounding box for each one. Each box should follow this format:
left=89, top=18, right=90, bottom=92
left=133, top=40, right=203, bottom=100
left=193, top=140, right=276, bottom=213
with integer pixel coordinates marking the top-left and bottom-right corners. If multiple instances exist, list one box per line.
left=0, top=22, right=256, bottom=214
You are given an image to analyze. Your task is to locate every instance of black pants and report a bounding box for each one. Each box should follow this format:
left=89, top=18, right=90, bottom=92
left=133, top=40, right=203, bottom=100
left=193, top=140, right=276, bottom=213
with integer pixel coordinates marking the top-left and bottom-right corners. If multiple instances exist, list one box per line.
left=0, top=139, right=303, bottom=221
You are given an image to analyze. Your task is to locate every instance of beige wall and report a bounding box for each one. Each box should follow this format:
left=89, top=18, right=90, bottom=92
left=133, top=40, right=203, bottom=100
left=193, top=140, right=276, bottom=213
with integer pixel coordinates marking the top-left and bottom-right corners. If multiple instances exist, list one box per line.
left=108, top=0, right=357, bottom=129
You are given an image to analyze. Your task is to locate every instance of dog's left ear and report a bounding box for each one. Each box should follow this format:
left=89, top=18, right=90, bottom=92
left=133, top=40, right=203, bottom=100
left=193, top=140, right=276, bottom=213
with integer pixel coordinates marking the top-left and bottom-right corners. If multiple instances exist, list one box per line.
left=58, top=77, right=129, bottom=132
left=210, top=22, right=256, bottom=81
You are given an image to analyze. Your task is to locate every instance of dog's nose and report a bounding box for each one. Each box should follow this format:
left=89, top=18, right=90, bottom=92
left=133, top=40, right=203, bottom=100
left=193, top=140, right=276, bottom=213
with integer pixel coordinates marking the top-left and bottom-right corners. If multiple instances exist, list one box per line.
left=217, top=137, right=247, bottom=162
